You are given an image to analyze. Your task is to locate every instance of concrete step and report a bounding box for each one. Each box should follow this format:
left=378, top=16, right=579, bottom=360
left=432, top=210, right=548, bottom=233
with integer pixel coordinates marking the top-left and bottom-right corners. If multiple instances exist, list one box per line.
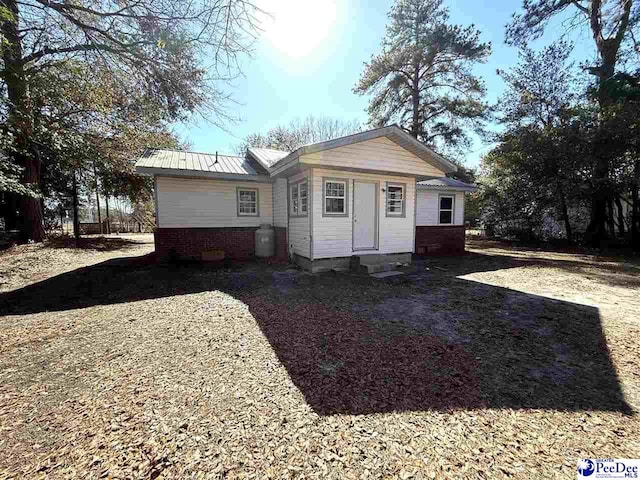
left=350, top=253, right=411, bottom=273
left=370, top=270, right=405, bottom=279
left=361, top=262, right=397, bottom=274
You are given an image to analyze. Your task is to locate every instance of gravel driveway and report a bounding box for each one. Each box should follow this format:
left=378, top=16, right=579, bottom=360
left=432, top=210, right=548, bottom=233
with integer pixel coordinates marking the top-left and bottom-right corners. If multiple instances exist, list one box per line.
left=0, top=237, right=638, bottom=478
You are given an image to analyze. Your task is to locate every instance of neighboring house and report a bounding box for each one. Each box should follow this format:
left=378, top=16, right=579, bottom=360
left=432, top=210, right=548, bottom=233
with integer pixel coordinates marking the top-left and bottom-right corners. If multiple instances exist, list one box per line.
left=135, top=125, right=477, bottom=272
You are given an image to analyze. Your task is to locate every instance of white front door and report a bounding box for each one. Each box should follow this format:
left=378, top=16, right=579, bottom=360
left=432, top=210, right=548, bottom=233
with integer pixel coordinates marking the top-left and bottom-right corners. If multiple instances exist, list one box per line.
left=353, top=181, right=377, bottom=250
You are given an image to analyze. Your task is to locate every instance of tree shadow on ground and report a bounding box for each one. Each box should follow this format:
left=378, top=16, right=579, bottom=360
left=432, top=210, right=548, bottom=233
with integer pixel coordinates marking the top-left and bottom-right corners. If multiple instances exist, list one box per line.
left=44, top=236, right=148, bottom=252
left=0, top=251, right=632, bottom=416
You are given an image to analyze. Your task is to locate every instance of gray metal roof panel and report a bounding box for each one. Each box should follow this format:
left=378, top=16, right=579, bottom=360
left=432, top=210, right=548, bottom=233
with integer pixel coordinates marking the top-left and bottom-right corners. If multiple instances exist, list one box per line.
left=417, top=177, right=478, bottom=191
left=136, top=149, right=259, bottom=176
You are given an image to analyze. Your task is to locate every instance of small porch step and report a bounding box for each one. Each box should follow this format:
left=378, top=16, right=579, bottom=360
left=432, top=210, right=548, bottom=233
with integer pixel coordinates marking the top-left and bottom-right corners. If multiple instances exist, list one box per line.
left=350, top=253, right=412, bottom=274
left=361, top=262, right=397, bottom=274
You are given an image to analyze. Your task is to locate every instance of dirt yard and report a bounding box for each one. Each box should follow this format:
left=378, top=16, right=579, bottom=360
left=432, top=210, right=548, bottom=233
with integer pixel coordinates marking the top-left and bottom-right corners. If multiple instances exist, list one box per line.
left=0, top=236, right=638, bottom=479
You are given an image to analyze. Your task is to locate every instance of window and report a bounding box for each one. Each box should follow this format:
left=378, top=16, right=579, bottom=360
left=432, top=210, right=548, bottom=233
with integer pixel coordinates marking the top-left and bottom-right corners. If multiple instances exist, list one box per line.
left=237, top=188, right=258, bottom=216
left=386, top=183, right=405, bottom=217
left=290, top=183, right=299, bottom=215
left=323, top=179, right=347, bottom=216
left=439, top=195, right=454, bottom=224
left=299, top=181, right=308, bottom=214
left=289, top=180, right=308, bottom=217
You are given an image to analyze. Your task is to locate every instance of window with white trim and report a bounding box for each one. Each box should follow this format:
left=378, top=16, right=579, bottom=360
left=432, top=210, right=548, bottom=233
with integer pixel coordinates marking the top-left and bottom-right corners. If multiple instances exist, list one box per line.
left=299, top=181, right=308, bottom=214
left=439, top=195, right=454, bottom=224
left=324, top=179, right=347, bottom=215
left=290, top=183, right=299, bottom=215
left=386, top=183, right=405, bottom=217
left=289, top=180, right=308, bottom=216
left=237, top=188, right=258, bottom=216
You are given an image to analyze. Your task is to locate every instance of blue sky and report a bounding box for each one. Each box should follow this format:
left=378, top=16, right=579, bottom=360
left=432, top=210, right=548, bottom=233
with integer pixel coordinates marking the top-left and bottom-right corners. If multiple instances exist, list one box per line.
left=175, top=0, right=593, bottom=168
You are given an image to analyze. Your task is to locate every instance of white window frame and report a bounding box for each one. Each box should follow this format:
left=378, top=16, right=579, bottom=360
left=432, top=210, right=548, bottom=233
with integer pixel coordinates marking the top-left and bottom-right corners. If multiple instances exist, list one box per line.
left=323, top=178, right=348, bottom=217
left=289, top=179, right=308, bottom=217
left=237, top=187, right=259, bottom=217
left=438, top=194, right=455, bottom=225
left=290, top=183, right=299, bottom=216
left=385, top=182, right=406, bottom=217
left=299, top=181, right=308, bottom=215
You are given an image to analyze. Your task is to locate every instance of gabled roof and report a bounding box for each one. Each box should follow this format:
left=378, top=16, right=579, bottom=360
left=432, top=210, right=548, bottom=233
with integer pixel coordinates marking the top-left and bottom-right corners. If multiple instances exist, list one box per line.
left=247, top=147, right=289, bottom=170
left=417, top=177, right=478, bottom=192
left=135, top=149, right=271, bottom=181
left=270, top=125, right=457, bottom=175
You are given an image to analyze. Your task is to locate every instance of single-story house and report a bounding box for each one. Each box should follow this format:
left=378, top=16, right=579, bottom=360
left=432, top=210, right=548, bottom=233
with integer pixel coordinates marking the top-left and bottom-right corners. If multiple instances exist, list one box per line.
left=135, top=125, right=477, bottom=272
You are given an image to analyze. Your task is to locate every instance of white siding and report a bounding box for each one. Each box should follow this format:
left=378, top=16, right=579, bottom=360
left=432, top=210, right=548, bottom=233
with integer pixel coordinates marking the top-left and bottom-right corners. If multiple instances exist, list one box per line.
left=288, top=171, right=311, bottom=258
left=156, top=176, right=273, bottom=228
left=301, top=137, right=444, bottom=177
left=311, top=168, right=415, bottom=259
left=273, top=178, right=288, bottom=228
left=416, top=190, right=465, bottom=226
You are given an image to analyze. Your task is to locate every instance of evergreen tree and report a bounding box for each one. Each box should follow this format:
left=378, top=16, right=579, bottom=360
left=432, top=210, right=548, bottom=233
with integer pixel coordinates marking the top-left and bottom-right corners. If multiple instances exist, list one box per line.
left=506, top=0, right=639, bottom=245
left=354, top=0, right=491, bottom=149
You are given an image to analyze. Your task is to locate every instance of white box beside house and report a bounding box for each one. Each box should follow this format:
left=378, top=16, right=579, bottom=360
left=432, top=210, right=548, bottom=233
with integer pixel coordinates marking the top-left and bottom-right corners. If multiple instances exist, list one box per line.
left=136, top=125, right=477, bottom=271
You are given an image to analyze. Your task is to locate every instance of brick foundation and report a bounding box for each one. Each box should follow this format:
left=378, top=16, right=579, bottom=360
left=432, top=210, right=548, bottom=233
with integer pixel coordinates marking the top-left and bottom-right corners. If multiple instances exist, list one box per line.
left=155, top=227, right=289, bottom=261
left=415, top=225, right=465, bottom=255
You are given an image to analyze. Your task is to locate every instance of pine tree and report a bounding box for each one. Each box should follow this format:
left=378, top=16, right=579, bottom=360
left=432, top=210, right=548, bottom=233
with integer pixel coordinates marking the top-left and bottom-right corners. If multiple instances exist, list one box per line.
left=354, top=0, right=491, bottom=149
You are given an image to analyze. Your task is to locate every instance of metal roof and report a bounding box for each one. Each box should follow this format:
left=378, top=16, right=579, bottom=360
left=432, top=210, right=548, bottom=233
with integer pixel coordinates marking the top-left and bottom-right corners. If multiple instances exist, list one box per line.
left=247, top=147, right=289, bottom=169
left=270, top=125, right=458, bottom=175
left=135, top=149, right=264, bottom=177
left=417, top=177, right=478, bottom=192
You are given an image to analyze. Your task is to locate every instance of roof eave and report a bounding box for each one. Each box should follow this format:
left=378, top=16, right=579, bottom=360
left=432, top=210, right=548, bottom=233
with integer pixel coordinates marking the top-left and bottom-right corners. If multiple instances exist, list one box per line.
left=270, top=151, right=301, bottom=177
left=136, top=166, right=273, bottom=183
left=416, top=184, right=478, bottom=193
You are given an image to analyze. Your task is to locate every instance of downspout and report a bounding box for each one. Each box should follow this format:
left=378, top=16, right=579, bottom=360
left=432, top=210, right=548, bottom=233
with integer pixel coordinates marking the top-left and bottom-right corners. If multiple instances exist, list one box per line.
left=287, top=176, right=292, bottom=261
left=154, top=176, right=159, bottom=229
left=309, top=169, right=314, bottom=262
left=412, top=180, right=417, bottom=254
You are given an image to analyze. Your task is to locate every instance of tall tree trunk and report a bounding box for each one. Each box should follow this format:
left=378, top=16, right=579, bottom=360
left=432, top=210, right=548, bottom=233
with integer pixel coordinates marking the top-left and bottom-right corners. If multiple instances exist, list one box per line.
left=632, top=159, right=640, bottom=252
left=584, top=0, right=630, bottom=248
left=95, top=188, right=102, bottom=233
left=0, top=0, right=45, bottom=242
left=410, top=69, right=420, bottom=138
left=93, top=162, right=102, bottom=233
left=105, top=194, right=111, bottom=234
left=586, top=98, right=612, bottom=247
left=552, top=158, right=573, bottom=244
left=409, top=17, right=420, bottom=139
left=72, top=172, right=80, bottom=243
left=558, top=188, right=573, bottom=244
left=614, top=195, right=625, bottom=237
left=606, top=197, right=615, bottom=237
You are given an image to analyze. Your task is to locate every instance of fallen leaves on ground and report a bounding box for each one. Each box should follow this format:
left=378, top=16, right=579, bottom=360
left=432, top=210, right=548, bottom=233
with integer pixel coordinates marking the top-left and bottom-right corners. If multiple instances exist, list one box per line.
left=0, top=237, right=638, bottom=478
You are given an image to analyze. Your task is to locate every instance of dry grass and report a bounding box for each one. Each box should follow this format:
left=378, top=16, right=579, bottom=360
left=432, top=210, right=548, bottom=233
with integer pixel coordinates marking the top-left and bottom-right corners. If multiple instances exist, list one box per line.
left=0, top=237, right=638, bottom=479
